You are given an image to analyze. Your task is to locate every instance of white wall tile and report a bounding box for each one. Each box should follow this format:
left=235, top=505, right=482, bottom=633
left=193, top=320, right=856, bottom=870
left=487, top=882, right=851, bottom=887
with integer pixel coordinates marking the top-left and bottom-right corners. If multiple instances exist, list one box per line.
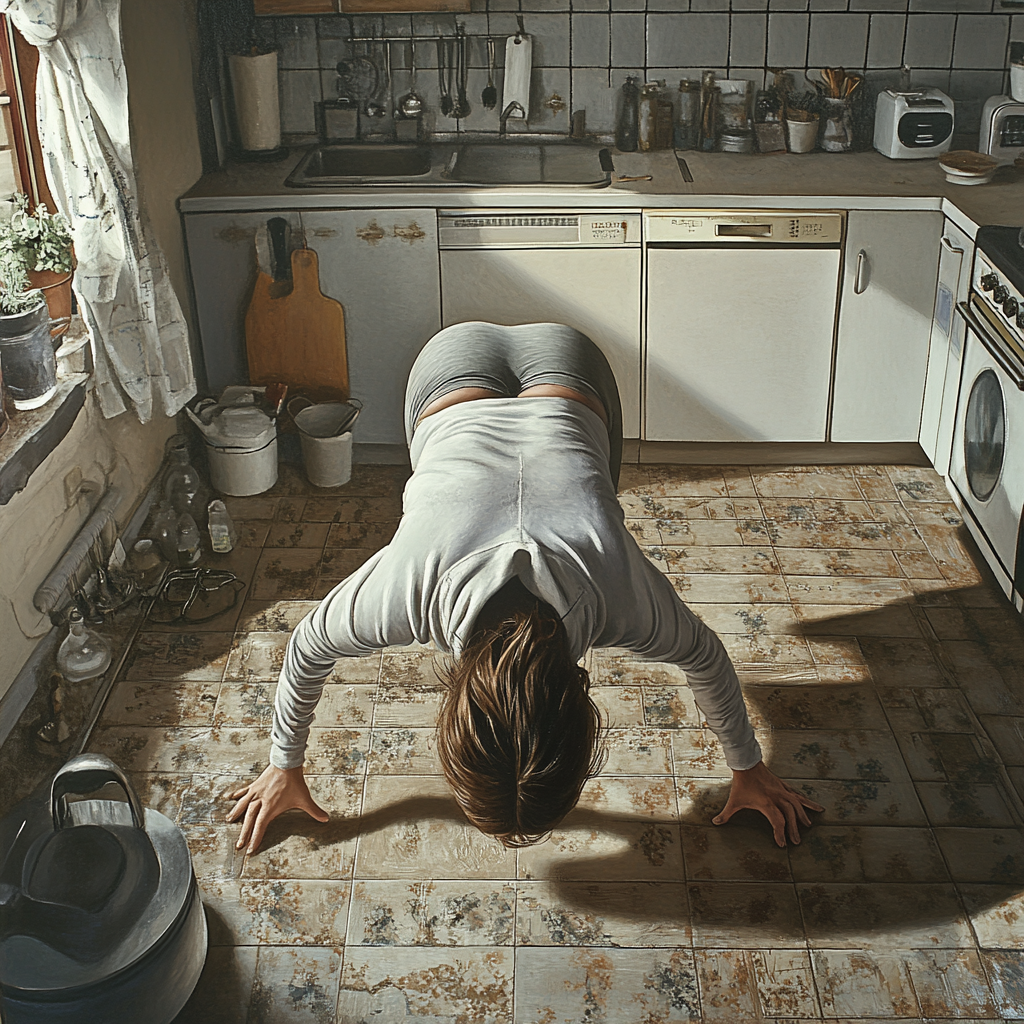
left=768, top=12, right=810, bottom=67
left=730, top=14, right=768, bottom=68
left=648, top=13, right=730, bottom=67
left=808, top=13, right=870, bottom=68
left=867, top=14, right=906, bottom=68
left=904, top=14, right=955, bottom=67
left=953, top=15, right=1009, bottom=70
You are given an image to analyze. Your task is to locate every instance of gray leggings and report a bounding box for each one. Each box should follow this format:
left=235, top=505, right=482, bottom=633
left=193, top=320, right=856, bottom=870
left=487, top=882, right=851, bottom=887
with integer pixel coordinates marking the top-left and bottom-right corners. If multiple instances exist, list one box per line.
left=405, top=321, right=623, bottom=487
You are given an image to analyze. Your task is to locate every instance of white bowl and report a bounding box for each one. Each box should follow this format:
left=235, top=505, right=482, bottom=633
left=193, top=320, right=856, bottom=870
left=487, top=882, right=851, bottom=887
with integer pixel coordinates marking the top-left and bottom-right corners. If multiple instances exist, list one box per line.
left=943, top=168, right=996, bottom=185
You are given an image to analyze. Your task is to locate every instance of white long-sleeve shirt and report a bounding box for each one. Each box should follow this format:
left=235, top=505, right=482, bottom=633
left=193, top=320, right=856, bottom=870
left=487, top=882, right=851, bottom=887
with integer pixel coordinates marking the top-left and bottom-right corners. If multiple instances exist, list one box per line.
left=270, top=398, right=762, bottom=772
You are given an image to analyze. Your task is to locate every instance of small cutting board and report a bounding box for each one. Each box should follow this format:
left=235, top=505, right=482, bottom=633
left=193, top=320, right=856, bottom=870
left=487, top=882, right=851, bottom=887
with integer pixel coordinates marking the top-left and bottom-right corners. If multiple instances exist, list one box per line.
left=245, top=239, right=349, bottom=403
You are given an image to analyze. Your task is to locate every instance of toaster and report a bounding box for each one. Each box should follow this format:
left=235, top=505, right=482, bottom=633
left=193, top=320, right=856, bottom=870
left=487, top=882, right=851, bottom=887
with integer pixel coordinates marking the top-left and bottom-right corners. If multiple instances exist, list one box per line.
left=873, top=88, right=954, bottom=159
left=980, top=95, right=1024, bottom=165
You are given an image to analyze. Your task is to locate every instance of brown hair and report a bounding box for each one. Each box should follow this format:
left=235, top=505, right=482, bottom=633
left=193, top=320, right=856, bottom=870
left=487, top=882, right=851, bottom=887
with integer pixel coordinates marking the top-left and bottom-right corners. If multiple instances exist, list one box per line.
left=436, top=601, right=604, bottom=847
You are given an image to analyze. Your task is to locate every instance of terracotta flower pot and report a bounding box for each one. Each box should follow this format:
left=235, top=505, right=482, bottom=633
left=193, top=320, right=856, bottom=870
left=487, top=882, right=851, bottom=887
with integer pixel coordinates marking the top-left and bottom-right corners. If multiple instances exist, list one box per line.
left=27, top=266, right=74, bottom=339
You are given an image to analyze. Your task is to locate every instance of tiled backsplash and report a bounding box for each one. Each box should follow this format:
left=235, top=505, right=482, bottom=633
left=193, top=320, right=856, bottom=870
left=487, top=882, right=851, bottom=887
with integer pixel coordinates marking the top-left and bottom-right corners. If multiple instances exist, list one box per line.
left=262, top=6, right=1022, bottom=142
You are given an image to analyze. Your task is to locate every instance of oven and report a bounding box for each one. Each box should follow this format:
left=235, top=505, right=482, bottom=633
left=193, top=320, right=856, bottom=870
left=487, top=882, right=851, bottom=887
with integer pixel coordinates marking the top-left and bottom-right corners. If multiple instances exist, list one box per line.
left=949, top=226, right=1024, bottom=612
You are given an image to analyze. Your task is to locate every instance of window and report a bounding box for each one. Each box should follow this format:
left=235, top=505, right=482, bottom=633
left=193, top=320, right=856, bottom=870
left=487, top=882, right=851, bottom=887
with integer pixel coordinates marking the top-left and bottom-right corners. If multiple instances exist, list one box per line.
left=0, top=15, right=54, bottom=208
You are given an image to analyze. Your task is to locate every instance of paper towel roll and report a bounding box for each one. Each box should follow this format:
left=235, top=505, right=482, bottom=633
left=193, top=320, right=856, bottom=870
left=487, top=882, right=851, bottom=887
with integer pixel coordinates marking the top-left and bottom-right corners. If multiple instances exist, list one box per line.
left=230, top=51, right=281, bottom=152
left=502, top=33, right=532, bottom=121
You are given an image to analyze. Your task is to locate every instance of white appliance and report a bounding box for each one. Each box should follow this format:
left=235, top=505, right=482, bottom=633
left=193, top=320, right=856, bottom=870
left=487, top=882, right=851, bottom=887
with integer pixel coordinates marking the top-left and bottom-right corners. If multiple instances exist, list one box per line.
left=873, top=88, right=954, bottom=159
left=979, top=95, right=1024, bottom=165
left=949, top=226, right=1024, bottom=612
left=438, top=210, right=642, bottom=437
left=643, top=210, right=844, bottom=442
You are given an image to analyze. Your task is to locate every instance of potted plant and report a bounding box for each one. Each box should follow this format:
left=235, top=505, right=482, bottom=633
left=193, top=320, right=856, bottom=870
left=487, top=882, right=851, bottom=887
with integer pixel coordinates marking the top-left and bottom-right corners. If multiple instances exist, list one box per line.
left=0, top=194, right=74, bottom=338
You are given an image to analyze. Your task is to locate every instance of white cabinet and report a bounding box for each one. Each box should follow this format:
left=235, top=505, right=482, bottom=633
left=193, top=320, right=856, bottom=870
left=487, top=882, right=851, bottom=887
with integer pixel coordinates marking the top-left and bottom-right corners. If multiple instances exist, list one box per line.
left=919, top=220, right=974, bottom=474
left=831, top=211, right=942, bottom=443
left=184, top=209, right=441, bottom=448
left=438, top=212, right=642, bottom=437
left=644, top=246, right=840, bottom=442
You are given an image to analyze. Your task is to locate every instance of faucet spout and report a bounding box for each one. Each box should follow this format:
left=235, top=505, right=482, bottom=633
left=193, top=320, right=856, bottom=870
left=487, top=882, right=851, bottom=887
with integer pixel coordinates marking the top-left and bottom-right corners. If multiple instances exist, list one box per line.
left=499, top=100, right=526, bottom=136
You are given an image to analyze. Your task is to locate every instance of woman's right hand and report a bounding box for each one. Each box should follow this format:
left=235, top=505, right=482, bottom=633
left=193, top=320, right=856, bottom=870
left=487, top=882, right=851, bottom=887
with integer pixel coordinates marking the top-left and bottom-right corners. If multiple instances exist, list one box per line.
left=226, top=764, right=329, bottom=855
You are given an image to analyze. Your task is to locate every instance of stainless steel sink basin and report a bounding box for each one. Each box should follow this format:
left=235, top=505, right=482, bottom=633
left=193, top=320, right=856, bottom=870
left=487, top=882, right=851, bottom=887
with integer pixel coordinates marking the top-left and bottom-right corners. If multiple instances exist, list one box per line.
left=445, top=141, right=613, bottom=187
left=287, top=144, right=432, bottom=187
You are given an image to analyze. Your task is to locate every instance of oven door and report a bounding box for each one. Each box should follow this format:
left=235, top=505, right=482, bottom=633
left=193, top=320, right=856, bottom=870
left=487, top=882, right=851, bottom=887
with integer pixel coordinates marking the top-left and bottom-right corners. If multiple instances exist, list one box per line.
left=950, top=302, right=1024, bottom=607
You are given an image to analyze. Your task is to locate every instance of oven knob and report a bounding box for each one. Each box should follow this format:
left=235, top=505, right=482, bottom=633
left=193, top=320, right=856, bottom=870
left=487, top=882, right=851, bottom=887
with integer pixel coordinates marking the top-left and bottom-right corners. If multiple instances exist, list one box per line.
left=993, top=284, right=1010, bottom=304
left=1004, top=296, right=1020, bottom=319
left=980, top=272, right=999, bottom=291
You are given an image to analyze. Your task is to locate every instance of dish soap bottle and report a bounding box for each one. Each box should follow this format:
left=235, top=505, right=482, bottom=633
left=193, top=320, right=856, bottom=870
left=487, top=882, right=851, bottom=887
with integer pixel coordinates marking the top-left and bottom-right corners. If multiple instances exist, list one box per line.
left=57, top=610, right=112, bottom=682
left=207, top=499, right=238, bottom=554
left=615, top=76, right=639, bottom=152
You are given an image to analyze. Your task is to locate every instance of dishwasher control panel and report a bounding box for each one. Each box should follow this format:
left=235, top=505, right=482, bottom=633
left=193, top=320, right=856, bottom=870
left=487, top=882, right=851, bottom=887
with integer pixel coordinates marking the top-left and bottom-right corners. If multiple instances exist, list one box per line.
left=645, top=210, right=845, bottom=245
left=439, top=211, right=641, bottom=247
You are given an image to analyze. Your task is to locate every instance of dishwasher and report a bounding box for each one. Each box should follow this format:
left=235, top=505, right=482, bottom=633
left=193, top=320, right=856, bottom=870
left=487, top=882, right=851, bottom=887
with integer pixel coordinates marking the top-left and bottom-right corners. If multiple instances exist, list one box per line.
left=438, top=210, right=642, bottom=437
left=644, top=210, right=845, bottom=442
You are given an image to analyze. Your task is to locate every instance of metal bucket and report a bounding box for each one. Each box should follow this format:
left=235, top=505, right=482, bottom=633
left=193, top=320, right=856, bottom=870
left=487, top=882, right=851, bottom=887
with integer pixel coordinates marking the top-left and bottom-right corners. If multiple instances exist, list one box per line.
left=288, top=397, right=361, bottom=489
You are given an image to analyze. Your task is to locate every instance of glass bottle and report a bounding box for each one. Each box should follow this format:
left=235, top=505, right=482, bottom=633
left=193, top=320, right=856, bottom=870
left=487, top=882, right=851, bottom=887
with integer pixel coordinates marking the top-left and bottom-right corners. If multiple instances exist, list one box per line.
left=57, top=610, right=112, bottom=683
left=151, top=501, right=179, bottom=562
left=615, top=76, right=639, bottom=152
left=655, top=83, right=674, bottom=150
left=638, top=82, right=659, bottom=152
left=207, top=499, right=238, bottom=554
left=128, top=539, right=166, bottom=593
left=175, top=512, right=202, bottom=567
left=162, top=435, right=206, bottom=522
left=699, top=70, right=718, bottom=152
left=675, top=79, right=699, bottom=150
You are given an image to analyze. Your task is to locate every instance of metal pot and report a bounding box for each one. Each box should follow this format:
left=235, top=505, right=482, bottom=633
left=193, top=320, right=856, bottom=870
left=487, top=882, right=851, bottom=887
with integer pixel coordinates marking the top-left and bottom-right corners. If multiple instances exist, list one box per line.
left=0, top=754, right=207, bottom=1024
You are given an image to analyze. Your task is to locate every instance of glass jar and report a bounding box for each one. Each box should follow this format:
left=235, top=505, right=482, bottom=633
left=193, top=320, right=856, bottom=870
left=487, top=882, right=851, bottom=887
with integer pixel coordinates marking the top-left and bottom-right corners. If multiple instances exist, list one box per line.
left=57, top=610, right=112, bottom=683
left=207, top=499, right=239, bottom=554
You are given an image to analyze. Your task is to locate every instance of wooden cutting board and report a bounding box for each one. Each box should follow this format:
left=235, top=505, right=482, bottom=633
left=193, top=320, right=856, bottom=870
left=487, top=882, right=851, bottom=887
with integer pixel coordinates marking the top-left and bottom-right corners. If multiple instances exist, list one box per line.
left=245, top=243, right=349, bottom=402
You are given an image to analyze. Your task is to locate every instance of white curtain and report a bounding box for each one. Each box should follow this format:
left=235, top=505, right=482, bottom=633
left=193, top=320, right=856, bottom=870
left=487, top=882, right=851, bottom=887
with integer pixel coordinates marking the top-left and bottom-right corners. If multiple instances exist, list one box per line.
left=2, top=0, right=196, bottom=422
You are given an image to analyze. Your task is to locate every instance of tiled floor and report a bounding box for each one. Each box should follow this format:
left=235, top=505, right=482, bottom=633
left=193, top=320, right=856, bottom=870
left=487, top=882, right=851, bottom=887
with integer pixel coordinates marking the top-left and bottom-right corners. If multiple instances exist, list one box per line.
left=85, top=461, right=1024, bottom=1023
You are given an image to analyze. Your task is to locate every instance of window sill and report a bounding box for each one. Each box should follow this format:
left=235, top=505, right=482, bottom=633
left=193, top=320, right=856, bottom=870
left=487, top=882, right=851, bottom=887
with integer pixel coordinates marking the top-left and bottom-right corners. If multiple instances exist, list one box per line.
left=0, top=318, right=92, bottom=506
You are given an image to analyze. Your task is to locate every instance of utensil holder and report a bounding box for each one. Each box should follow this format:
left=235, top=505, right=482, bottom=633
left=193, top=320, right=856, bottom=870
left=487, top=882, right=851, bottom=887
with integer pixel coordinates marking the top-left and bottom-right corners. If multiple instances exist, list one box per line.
left=786, top=114, right=819, bottom=153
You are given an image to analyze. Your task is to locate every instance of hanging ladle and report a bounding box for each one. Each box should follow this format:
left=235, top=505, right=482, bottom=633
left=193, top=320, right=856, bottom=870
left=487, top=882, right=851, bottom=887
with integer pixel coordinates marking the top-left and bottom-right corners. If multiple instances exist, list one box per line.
left=398, top=35, right=424, bottom=119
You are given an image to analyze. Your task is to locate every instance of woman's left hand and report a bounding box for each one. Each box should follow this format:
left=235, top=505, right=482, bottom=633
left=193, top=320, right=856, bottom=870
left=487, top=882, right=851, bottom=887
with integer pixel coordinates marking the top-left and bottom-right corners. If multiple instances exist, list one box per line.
left=713, top=760, right=824, bottom=846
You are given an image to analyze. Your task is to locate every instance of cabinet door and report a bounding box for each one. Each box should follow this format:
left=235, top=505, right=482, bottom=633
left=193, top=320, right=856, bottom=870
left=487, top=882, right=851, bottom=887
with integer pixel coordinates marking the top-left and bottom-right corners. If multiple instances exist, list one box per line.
left=440, top=248, right=641, bottom=437
left=831, top=211, right=942, bottom=443
left=302, top=209, right=440, bottom=447
left=184, top=209, right=440, bottom=448
left=645, top=247, right=840, bottom=442
left=184, top=211, right=303, bottom=392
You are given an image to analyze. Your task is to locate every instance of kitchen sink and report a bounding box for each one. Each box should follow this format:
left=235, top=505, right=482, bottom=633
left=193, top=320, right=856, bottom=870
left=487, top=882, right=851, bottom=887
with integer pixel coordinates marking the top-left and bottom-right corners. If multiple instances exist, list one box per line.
left=444, top=141, right=613, bottom=187
left=286, top=144, right=433, bottom=187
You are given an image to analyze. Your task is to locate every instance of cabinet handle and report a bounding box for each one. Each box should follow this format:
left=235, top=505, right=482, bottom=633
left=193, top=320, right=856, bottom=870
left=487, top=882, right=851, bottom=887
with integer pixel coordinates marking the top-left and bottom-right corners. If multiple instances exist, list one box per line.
left=853, top=250, right=868, bottom=294
left=940, top=236, right=964, bottom=256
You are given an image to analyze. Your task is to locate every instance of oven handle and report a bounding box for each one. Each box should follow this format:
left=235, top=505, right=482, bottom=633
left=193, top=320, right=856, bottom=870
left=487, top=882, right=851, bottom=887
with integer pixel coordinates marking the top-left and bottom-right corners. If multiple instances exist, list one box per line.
left=956, top=301, right=1024, bottom=391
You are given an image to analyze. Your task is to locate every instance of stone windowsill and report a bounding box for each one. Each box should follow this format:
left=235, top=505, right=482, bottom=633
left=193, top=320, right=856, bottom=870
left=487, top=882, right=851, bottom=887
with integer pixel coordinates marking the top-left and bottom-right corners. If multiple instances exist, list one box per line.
left=0, top=317, right=92, bottom=506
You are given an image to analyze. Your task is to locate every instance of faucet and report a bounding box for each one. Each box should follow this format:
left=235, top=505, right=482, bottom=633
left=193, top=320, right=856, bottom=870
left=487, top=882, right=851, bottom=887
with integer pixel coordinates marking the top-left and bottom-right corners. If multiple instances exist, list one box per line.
left=499, top=101, right=526, bottom=137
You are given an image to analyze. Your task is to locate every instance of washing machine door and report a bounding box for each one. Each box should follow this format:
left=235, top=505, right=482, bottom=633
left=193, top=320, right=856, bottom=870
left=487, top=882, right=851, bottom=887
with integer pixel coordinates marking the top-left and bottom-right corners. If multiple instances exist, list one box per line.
left=951, top=309, right=1024, bottom=595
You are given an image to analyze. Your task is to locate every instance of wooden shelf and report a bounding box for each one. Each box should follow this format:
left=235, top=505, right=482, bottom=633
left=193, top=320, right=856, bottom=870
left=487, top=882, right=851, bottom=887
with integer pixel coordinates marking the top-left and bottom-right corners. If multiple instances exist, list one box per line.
left=253, top=0, right=470, bottom=11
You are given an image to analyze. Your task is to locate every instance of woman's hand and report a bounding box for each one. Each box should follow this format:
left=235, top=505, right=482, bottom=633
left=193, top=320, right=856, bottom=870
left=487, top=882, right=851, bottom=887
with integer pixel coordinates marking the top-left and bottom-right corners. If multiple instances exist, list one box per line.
left=713, top=760, right=824, bottom=846
left=226, top=764, right=329, bottom=855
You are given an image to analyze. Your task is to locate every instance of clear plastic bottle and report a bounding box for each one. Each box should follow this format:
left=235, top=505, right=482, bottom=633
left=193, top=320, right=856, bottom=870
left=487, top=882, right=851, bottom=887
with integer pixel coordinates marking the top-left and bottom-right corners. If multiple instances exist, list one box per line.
left=57, top=610, right=112, bottom=683
left=675, top=79, right=700, bottom=149
left=175, top=512, right=202, bottom=567
left=615, top=77, right=639, bottom=152
left=207, top=499, right=238, bottom=554
left=163, top=435, right=206, bottom=521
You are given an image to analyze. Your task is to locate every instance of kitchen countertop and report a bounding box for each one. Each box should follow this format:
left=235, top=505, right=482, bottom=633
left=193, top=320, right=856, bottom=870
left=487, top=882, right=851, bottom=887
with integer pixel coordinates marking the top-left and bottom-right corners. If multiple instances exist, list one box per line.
left=178, top=142, right=1024, bottom=235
